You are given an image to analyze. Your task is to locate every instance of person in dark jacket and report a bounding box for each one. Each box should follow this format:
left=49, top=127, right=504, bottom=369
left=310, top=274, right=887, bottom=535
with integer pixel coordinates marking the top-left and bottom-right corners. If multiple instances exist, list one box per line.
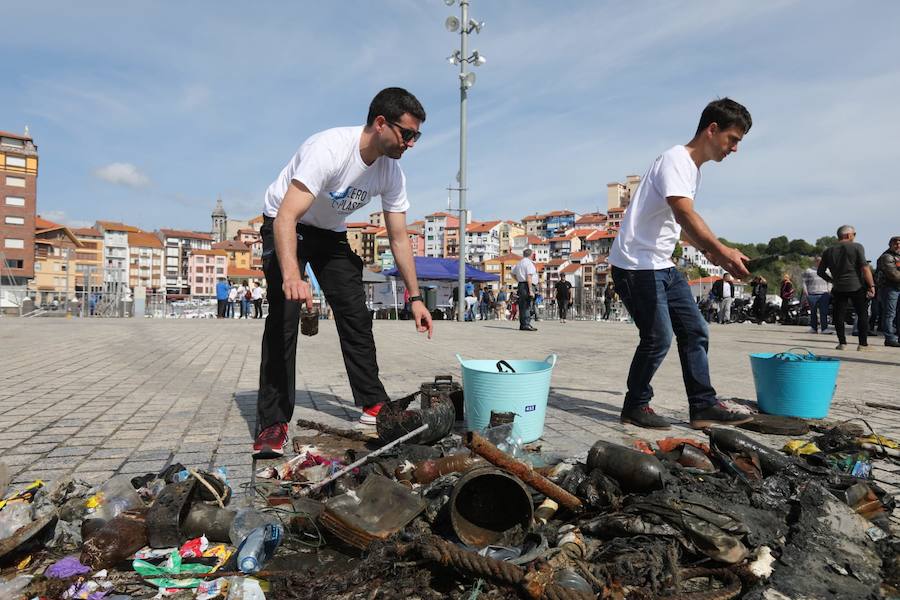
left=876, top=236, right=900, bottom=347
left=779, top=273, right=795, bottom=324
left=818, top=225, right=876, bottom=351
left=750, top=275, right=768, bottom=324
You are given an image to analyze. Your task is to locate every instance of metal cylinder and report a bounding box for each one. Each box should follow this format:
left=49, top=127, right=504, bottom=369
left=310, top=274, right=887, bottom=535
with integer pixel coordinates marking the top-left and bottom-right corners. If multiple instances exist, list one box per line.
left=587, top=440, right=664, bottom=493
left=450, top=466, right=533, bottom=547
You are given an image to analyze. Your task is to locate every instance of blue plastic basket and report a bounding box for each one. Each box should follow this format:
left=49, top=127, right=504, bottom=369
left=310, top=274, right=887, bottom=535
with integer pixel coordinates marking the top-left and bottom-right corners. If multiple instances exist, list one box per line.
left=456, top=354, right=557, bottom=444
left=749, top=347, right=840, bottom=419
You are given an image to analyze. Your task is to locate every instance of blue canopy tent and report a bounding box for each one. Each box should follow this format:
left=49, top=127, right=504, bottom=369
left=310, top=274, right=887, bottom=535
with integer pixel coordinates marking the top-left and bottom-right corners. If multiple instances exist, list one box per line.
left=382, top=257, right=498, bottom=282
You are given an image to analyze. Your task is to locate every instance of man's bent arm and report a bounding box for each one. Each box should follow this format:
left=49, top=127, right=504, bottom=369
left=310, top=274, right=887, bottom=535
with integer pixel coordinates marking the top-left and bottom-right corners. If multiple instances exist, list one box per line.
left=274, top=180, right=315, bottom=304
left=668, top=196, right=749, bottom=278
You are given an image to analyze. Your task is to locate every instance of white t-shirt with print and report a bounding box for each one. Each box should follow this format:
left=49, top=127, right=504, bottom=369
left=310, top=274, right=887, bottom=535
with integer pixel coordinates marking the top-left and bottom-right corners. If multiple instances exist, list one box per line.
left=263, top=126, right=409, bottom=231
left=608, top=145, right=701, bottom=271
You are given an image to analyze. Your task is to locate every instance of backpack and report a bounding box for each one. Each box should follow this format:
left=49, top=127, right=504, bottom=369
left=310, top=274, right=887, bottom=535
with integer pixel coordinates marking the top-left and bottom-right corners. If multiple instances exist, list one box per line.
left=245, top=289, right=253, bottom=301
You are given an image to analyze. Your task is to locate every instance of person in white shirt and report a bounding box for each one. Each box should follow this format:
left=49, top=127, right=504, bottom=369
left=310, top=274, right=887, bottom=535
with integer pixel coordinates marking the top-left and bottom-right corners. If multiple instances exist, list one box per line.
left=512, top=249, right=539, bottom=331
left=801, top=256, right=831, bottom=333
left=607, top=98, right=753, bottom=431
left=226, top=282, right=238, bottom=319
left=254, top=88, right=432, bottom=459
left=251, top=281, right=264, bottom=319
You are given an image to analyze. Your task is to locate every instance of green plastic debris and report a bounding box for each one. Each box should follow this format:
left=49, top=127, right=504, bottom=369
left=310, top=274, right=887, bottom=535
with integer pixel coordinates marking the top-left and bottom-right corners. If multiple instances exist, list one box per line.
left=132, top=550, right=214, bottom=588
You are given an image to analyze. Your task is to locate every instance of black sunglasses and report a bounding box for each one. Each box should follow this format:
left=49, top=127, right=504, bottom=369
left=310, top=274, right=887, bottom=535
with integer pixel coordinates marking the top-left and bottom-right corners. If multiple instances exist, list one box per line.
left=388, top=121, right=422, bottom=144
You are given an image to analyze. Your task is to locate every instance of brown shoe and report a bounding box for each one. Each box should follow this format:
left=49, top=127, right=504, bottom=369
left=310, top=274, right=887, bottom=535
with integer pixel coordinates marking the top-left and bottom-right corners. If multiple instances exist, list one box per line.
left=689, top=402, right=753, bottom=429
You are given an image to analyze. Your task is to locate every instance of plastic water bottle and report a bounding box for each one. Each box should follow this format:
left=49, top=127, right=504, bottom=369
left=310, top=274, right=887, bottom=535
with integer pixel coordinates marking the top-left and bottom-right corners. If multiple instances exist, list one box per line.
left=236, top=523, right=284, bottom=574
left=228, top=506, right=280, bottom=547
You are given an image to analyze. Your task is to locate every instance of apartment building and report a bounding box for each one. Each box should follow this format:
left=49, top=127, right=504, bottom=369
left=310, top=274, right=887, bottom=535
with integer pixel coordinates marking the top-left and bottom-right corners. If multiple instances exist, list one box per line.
left=574, top=212, right=607, bottom=230
left=188, top=249, right=227, bottom=297
left=547, top=232, right=582, bottom=260
left=482, top=252, right=523, bottom=293
left=605, top=207, right=625, bottom=229
left=582, top=229, right=617, bottom=256
left=607, top=175, right=640, bottom=211
left=235, top=228, right=262, bottom=269
left=544, top=210, right=579, bottom=238
left=498, top=220, right=524, bottom=255
left=511, top=235, right=551, bottom=263
left=0, top=130, right=38, bottom=287
left=345, top=222, right=371, bottom=261
left=127, top=231, right=165, bottom=292
left=96, top=221, right=141, bottom=289
left=465, top=220, right=501, bottom=265
left=70, top=227, right=104, bottom=293
left=424, top=212, right=459, bottom=258
left=159, top=229, right=214, bottom=296
left=29, top=217, right=83, bottom=306
left=212, top=239, right=252, bottom=272
left=680, top=242, right=724, bottom=277
left=522, top=214, right=546, bottom=238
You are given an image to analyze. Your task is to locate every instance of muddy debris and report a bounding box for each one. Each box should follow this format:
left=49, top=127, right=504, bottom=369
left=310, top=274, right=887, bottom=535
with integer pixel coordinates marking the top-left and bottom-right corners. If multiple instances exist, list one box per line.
left=2, top=407, right=900, bottom=599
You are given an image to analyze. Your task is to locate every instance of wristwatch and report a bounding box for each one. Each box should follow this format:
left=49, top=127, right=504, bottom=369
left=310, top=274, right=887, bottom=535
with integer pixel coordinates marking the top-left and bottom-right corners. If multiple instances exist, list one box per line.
left=408, top=295, right=424, bottom=304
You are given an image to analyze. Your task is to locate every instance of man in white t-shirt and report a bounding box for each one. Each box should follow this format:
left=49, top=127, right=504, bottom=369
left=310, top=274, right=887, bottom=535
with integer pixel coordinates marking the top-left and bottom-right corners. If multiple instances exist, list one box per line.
left=608, top=98, right=753, bottom=431
left=253, top=88, right=433, bottom=458
left=511, top=249, right=539, bottom=331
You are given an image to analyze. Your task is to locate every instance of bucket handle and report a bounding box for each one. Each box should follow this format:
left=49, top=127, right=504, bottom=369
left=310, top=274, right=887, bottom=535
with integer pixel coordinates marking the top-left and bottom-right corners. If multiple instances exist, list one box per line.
left=775, top=347, right=816, bottom=360
left=455, top=353, right=464, bottom=365
left=496, top=360, right=516, bottom=373
left=545, top=354, right=558, bottom=368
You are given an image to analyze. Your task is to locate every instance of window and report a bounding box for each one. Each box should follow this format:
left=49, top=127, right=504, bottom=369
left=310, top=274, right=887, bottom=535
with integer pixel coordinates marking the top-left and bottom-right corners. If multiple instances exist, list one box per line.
left=4, top=238, right=24, bottom=249
left=1, top=137, right=25, bottom=148
left=5, top=176, right=25, bottom=187
left=4, top=216, right=25, bottom=225
left=34, top=262, right=41, bottom=271
left=5, top=196, right=25, bottom=206
left=4, top=258, right=23, bottom=269
left=5, top=156, right=26, bottom=168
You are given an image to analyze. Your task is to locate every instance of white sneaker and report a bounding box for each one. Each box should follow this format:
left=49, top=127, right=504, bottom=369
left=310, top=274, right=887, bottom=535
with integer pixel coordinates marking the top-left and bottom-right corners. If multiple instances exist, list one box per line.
left=808, top=327, right=817, bottom=334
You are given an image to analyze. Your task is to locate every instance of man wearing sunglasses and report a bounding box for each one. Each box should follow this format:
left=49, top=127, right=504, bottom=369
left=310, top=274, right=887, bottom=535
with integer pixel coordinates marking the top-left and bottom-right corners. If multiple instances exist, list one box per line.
left=253, top=87, right=432, bottom=459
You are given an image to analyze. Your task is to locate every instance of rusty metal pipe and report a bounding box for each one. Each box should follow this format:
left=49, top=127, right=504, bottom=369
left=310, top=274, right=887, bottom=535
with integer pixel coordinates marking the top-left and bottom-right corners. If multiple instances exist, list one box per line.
left=399, top=454, right=487, bottom=484
left=465, top=432, right=583, bottom=513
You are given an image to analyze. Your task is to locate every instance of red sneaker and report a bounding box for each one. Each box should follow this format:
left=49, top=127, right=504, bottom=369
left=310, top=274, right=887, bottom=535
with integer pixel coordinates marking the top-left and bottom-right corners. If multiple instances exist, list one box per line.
left=252, top=422, right=289, bottom=459
left=359, top=402, right=385, bottom=425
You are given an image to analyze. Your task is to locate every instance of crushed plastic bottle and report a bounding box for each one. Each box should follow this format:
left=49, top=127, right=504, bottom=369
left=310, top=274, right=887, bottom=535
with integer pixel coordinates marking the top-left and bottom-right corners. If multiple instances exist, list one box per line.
left=227, top=505, right=281, bottom=547
left=0, top=574, right=33, bottom=598
left=0, top=502, right=33, bottom=540
left=236, top=523, right=283, bottom=574
left=84, top=475, right=143, bottom=523
left=226, top=576, right=266, bottom=600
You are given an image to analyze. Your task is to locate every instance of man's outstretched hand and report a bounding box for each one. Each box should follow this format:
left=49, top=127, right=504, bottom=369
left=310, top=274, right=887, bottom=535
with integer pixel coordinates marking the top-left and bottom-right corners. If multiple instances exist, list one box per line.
left=411, top=301, right=433, bottom=339
left=712, top=246, right=751, bottom=279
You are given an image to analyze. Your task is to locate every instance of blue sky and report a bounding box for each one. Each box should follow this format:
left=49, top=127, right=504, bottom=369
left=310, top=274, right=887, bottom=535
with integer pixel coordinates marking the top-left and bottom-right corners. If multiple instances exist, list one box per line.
left=3, top=1, right=898, bottom=252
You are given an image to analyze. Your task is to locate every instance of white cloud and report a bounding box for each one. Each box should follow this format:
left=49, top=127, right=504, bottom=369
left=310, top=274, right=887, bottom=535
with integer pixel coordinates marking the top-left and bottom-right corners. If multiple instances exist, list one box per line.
left=40, top=210, right=92, bottom=229
left=93, top=162, right=150, bottom=188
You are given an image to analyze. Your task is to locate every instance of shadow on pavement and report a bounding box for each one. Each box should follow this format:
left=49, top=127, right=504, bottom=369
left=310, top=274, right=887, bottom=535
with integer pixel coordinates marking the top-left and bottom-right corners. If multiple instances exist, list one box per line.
left=547, top=391, right=623, bottom=424
left=233, top=390, right=349, bottom=437
left=552, top=386, right=624, bottom=396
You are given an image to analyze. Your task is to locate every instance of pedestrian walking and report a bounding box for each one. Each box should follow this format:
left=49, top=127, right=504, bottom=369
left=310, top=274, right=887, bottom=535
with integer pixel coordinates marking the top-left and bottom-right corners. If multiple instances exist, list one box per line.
left=253, top=87, right=432, bottom=458
left=226, top=282, right=238, bottom=319
left=495, top=288, right=507, bottom=320
left=875, top=236, right=900, bottom=347
left=603, top=283, right=614, bottom=320
left=818, top=225, right=876, bottom=351
left=555, top=273, right=573, bottom=323
left=512, top=249, right=538, bottom=331
left=801, top=257, right=831, bottom=333
left=509, top=291, right=519, bottom=321
left=241, top=281, right=252, bottom=319
left=607, top=97, right=754, bottom=430
left=750, top=275, right=768, bottom=324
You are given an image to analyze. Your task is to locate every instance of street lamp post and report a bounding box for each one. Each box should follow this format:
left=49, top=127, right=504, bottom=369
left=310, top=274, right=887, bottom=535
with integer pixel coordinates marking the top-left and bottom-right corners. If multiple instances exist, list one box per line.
left=445, top=0, right=485, bottom=322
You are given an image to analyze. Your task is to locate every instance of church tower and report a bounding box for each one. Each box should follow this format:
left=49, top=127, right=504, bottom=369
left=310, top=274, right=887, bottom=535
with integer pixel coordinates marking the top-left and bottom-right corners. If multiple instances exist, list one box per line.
left=211, top=197, right=227, bottom=243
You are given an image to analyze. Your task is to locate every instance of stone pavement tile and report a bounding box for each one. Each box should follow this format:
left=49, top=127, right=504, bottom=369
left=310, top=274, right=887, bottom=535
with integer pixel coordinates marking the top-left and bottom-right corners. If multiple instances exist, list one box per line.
left=79, top=458, right=127, bottom=472
left=13, top=469, right=72, bottom=484
left=19, top=442, right=58, bottom=455
left=2, top=454, right=43, bottom=468
left=171, top=452, right=214, bottom=466
left=118, top=460, right=171, bottom=475
left=67, top=471, right=116, bottom=485
left=211, top=454, right=252, bottom=467
left=32, top=457, right=82, bottom=470
left=89, top=448, right=132, bottom=459
left=48, top=446, right=94, bottom=458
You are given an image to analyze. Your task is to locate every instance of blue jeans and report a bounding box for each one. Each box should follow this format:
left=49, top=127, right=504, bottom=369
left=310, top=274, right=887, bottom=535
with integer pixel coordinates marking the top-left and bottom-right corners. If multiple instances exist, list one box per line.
left=611, top=267, right=717, bottom=410
left=881, top=287, right=900, bottom=343
left=807, top=293, right=830, bottom=331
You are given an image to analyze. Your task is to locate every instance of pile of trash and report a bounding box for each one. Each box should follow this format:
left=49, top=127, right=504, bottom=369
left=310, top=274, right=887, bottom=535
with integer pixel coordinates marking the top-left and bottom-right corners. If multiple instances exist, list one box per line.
left=1, top=379, right=899, bottom=599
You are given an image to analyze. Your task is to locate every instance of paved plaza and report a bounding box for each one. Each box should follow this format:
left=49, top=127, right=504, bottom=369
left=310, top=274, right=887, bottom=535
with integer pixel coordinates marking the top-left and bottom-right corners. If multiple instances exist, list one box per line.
left=1, top=317, right=899, bottom=495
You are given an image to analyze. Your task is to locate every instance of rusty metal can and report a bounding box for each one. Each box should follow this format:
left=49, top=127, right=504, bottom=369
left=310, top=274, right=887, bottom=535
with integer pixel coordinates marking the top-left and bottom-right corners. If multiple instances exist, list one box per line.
left=300, top=307, right=319, bottom=336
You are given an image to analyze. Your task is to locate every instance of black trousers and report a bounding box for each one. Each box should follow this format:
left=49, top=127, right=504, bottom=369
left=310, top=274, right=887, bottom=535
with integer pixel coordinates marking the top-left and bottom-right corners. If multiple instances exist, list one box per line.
left=216, top=299, right=227, bottom=318
left=557, top=297, right=568, bottom=320
left=833, top=287, right=869, bottom=346
left=257, top=218, right=389, bottom=429
left=517, top=282, right=532, bottom=328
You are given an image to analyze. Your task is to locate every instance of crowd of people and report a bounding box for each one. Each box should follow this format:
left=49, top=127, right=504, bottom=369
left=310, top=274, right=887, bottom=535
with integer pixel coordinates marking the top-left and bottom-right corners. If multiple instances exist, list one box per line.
left=215, top=278, right=266, bottom=319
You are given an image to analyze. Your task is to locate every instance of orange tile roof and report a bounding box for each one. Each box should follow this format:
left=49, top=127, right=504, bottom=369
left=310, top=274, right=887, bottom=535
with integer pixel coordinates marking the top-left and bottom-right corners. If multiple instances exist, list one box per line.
left=248, top=215, right=264, bottom=224
left=544, top=210, right=575, bottom=217
left=466, top=220, right=501, bottom=233
left=607, top=207, right=625, bottom=214
left=688, top=276, right=723, bottom=285
left=35, top=216, right=63, bottom=230
left=426, top=211, right=455, bottom=218
left=236, top=228, right=259, bottom=235
left=128, top=231, right=164, bottom=248
left=0, top=130, right=32, bottom=141
left=160, top=229, right=213, bottom=240
left=576, top=214, right=607, bottom=224
left=228, top=267, right=265, bottom=278
left=547, top=258, right=568, bottom=266
left=586, top=230, right=617, bottom=241
left=570, top=228, right=598, bottom=237
left=97, top=220, right=142, bottom=232
left=345, top=222, right=371, bottom=229
left=522, top=214, right=544, bottom=222
left=212, top=240, right=250, bottom=251
left=71, top=227, right=102, bottom=237
left=570, top=251, right=590, bottom=259
left=561, top=264, right=581, bottom=274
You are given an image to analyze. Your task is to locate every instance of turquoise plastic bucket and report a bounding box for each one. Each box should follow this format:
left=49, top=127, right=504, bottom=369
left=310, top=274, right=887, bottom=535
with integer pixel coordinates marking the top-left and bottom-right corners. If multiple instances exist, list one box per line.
left=749, top=347, right=840, bottom=419
left=456, top=354, right=557, bottom=444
